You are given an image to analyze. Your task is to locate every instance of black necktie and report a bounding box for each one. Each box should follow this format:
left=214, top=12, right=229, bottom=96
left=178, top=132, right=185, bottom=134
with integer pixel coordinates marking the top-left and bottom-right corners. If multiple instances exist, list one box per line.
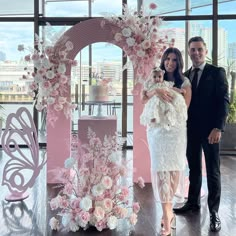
left=191, top=68, right=200, bottom=94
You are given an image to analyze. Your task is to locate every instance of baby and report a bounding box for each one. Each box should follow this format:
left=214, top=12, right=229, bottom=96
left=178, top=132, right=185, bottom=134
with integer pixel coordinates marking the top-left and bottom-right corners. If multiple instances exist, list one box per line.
left=140, top=67, right=187, bottom=130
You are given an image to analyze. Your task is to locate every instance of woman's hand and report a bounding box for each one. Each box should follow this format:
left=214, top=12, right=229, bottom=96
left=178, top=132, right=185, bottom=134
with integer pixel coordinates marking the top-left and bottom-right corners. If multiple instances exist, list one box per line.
left=155, top=88, right=173, bottom=102
left=172, top=87, right=186, bottom=95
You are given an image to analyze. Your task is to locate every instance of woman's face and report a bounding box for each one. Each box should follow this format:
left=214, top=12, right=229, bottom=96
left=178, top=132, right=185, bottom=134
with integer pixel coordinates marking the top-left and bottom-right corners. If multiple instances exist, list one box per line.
left=164, top=53, right=177, bottom=73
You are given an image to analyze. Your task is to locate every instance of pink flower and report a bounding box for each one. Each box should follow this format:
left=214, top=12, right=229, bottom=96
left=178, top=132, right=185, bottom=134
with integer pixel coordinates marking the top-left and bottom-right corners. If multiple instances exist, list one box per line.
left=63, top=183, right=73, bottom=195
left=95, top=219, right=107, bottom=232
left=29, top=82, right=38, bottom=90
left=50, top=197, right=60, bottom=210
left=17, top=44, right=24, bottom=51
left=32, top=53, right=40, bottom=61
left=77, top=211, right=90, bottom=226
left=119, top=207, right=128, bottom=218
left=121, top=186, right=129, bottom=197
left=129, top=213, right=138, bottom=225
left=54, top=103, right=63, bottom=111
left=93, top=206, right=105, bottom=221
left=137, top=177, right=145, bottom=188
left=24, top=55, right=31, bottom=61
left=101, top=176, right=113, bottom=189
left=70, top=60, right=78, bottom=66
left=133, top=202, right=140, bottom=213
left=103, top=198, right=113, bottom=212
left=149, top=3, right=157, bottom=10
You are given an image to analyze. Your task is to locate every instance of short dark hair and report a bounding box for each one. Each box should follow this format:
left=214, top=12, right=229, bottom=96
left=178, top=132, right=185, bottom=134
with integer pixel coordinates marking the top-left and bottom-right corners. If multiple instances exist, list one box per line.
left=188, top=36, right=206, bottom=47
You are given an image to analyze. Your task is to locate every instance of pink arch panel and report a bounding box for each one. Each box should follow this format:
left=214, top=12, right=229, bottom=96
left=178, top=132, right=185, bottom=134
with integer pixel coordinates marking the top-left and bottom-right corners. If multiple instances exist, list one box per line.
left=47, top=18, right=151, bottom=183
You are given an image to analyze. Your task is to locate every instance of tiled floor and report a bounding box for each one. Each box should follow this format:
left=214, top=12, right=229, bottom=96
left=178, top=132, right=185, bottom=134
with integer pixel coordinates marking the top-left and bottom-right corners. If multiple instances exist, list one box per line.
left=0, top=150, right=236, bottom=236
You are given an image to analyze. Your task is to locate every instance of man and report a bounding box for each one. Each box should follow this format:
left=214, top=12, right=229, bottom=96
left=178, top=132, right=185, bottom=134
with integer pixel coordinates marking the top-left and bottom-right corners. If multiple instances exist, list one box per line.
left=173, top=36, right=229, bottom=232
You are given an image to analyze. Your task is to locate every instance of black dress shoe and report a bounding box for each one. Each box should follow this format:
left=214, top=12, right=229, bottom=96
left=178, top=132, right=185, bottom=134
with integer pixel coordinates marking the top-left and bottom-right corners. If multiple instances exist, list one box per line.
left=210, top=212, right=221, bottom=232
left=173, top=202, right=200, bottom=214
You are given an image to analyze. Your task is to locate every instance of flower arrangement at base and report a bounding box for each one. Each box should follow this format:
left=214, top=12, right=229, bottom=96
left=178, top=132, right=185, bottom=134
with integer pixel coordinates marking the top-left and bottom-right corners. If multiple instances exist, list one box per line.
left=18, top=26, right=77, bottom=126
left=49, top=128, right=145, bottom=232
left=102, top=3, right=174, bottom=83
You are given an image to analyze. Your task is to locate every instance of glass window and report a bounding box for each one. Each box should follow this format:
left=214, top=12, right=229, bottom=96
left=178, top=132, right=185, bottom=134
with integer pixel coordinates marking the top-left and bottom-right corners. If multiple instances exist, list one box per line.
left=44, top=0, right=90, bottom=17
left=159, top=21, right=187, bottom=68
left=218, top=0, right=236, bottom=14
left=0, top=22, right=34, bottom=130
left=218, top=20, right=236, bottom=103
left=44, top=0, right=122, bottom=17
left=0, top=0, right=34, bottom=16
left=143, top=0, right=212, bottom=16
left=92, top=0, right=122, bottom=16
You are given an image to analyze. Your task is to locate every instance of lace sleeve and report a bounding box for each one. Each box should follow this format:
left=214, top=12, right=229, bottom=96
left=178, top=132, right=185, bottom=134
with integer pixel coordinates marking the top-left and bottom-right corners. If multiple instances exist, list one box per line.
left=181, top=77, right=191, bottom=88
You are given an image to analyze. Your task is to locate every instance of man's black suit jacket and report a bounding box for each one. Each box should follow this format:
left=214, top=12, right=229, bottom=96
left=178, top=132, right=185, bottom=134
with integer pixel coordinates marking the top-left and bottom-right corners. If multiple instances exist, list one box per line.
left=184, top=63, right=229, bottom=137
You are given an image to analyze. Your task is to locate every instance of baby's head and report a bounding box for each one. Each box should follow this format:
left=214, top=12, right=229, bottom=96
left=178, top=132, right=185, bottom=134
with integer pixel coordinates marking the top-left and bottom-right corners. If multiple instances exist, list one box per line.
left=151, top=67, right=165, bottom=83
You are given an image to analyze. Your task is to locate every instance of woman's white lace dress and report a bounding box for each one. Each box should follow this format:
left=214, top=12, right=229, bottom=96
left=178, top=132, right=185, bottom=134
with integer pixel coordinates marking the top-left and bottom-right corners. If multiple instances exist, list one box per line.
left=140, top=78, right=190, bottom=203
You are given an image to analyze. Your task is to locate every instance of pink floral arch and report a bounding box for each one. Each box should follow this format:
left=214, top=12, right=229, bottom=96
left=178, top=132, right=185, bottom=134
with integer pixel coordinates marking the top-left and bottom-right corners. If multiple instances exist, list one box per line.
left=47, top=18, right=151, bottom=183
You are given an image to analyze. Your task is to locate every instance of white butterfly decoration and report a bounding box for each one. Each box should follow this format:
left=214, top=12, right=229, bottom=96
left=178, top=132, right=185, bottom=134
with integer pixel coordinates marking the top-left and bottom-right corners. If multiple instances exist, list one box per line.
left=1, top=107, right=46, bottom=201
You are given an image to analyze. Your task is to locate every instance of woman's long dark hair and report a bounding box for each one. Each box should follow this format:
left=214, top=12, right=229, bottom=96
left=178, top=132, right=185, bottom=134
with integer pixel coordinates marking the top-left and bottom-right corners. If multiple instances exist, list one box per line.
left=159, top=47, right=184, bottom=88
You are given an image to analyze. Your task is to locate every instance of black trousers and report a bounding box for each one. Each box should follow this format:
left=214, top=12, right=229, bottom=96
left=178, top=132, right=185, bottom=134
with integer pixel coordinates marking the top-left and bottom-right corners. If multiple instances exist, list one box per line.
left=186, top=130, right=221, bottom=213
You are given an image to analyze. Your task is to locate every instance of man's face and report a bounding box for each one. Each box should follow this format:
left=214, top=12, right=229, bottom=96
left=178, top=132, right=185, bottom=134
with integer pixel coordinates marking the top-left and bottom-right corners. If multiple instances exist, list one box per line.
left=188, top=41, right=208, bottom=67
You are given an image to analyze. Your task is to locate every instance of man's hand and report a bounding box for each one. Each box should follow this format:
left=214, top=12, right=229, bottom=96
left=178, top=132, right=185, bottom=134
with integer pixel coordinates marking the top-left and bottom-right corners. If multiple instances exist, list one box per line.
left=208, top=128, right=222, bottom=144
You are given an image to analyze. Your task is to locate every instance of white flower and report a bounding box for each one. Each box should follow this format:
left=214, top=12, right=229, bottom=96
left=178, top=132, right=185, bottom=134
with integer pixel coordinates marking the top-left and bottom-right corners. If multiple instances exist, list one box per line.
left=42, top=58, right=51, bottom=69
left=64, top=157, right=76, bottom=168
left=34, top=74, right=43, bottom=83
left=108, top=151, right=121, bottom=163
left=49, top=217, right=60, bottom=230
left=107, top=216, right=118, bottom=230
left=137, top=50, right=145, bottom=57
left=121, top=27, right=132, bottom=37
left=91, top=184, right=104, bottom=197
left=47, top=97, right=56, bottom=105
left=35, top=103, right=44, bottom=111
left=69, top=221, right=79, bottom=232
left=34, top=60, right=42, bottom=69
left=62, top=213, right=71, bottom=227
left=114, top=32, right=123, bottom=42
left=46, top=70, right=55, bottom=79
left=126, top=37, right=135, bottom=47
left=65, top=40, right=73, bottom=50
left=79, top=197, right=92, bottom=211
left=57, top=63, right=66, bottom=73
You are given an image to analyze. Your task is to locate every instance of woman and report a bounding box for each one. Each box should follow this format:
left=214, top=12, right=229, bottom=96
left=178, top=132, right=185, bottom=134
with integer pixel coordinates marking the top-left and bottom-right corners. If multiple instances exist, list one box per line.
left=141, top=47, right=192, bottom=236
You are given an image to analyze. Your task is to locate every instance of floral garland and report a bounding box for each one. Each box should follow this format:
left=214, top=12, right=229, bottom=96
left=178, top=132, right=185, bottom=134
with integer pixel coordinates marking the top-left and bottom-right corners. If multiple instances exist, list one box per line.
left=18, top=26, right=77, bottom=126
left=49, top=128, right=145, bottom=232
left=102, top=3, right=174, bottom=83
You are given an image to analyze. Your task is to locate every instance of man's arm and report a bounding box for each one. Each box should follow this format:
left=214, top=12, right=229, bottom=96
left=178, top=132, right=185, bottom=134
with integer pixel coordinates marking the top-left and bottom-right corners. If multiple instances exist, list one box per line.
left=215, top=67, right=230, bottom=131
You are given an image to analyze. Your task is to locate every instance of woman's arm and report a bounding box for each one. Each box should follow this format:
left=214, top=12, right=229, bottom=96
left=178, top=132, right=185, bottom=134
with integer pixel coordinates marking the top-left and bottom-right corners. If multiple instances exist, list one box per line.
left=182, top=85, right=192, bottom=108
left=172, top=86, right=192, bottom=108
